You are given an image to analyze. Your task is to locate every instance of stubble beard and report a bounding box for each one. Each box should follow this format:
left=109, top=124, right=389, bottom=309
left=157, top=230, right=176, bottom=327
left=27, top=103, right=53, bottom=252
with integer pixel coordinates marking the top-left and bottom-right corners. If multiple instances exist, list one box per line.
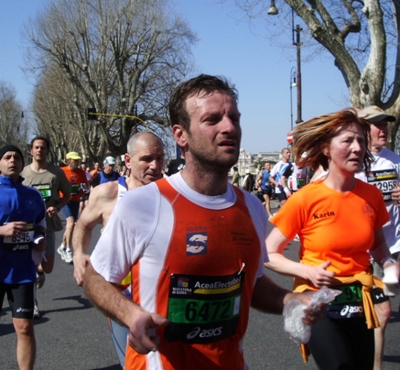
left=190, top=146, right=239, bottom=175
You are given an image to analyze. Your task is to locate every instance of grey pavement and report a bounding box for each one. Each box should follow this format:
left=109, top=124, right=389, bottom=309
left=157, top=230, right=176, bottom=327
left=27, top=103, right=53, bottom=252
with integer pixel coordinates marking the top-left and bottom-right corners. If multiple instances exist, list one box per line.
left=1, top=204, right=400, bottom=369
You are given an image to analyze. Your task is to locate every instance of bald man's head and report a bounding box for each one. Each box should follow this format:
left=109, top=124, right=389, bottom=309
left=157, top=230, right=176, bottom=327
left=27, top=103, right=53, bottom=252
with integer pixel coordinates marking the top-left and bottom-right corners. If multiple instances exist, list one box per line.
left=125, top=132, right=164, bottom=186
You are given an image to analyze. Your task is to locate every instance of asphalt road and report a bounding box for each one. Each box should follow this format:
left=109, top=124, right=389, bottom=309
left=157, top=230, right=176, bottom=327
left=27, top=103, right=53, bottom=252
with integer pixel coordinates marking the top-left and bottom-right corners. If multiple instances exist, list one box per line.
left=1, top=200, right=400, bottom=369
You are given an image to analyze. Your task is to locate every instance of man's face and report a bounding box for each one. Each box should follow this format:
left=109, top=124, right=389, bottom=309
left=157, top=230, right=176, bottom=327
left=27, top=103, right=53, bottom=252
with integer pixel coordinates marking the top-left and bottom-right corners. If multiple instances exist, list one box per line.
left=182, top=90, right=241, bottom=171
left=30, top=140, right=49, bottom=162
left=68, top=159, right=80, bottom=170
left=265, top=163, right=271, bottom=171
left=0, top=151, right=23, bottom=179
left=103, top=162, right=114, bottom=174
left=126, top=137, right=164, bottom=185
left=370, top=119, right=388, bottom=150
left=282, top=149, right=291, bottom=161
left=81, top=163, right=87, bottom=171
left=94, top=162, right=100, bottom=170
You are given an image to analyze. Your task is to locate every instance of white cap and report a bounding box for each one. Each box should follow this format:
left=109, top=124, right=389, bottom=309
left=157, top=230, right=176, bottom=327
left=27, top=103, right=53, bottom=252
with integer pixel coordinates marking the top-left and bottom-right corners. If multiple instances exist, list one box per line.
left=104, top=156, right=116, bottom=165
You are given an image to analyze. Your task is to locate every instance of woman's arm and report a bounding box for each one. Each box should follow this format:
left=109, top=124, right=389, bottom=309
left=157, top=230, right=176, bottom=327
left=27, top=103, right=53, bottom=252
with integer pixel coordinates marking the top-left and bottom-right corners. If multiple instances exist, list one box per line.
left=369, top=228, right=400, bottom=278
left=265, top=227, right=335, bottom=288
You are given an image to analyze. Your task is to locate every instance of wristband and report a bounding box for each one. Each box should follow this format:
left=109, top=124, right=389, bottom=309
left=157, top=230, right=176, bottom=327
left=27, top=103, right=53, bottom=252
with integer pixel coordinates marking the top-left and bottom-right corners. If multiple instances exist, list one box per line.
left=34, top=235, right=46, bottom=245
left=284, top=187, right=290, bottom=193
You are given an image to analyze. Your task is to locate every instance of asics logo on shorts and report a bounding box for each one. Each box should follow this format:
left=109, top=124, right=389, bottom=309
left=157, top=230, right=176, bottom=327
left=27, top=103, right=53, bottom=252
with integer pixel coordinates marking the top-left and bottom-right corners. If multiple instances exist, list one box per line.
left=340, top=305, right=363, bottom=316
left=186, top=326, right=223, bottom=340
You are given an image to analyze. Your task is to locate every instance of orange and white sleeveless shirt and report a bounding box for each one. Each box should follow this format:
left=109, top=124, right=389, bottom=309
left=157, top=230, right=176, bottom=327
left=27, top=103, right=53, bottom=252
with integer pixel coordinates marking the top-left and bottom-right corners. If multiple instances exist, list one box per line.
left=91, top=173, right=268, bottom=370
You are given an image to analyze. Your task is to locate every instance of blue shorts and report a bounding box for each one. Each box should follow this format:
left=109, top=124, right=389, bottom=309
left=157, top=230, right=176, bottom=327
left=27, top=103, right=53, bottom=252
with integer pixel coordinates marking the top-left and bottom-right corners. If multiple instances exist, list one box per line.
left=62, top=201, right=80, bottom=221
left=261, top=188, right=272, bottom=196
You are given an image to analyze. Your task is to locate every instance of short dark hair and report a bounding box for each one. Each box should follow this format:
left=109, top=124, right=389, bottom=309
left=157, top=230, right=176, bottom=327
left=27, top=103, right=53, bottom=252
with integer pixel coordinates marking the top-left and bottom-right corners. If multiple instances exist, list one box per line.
left=169, top=74, right=238, bottom=132
left=30, top=136, right=50, bottom=150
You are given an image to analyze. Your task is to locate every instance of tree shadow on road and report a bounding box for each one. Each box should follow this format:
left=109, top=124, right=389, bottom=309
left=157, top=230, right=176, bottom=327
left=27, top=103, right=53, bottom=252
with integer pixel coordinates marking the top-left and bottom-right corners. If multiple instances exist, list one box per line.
left=87, top=365, right=122, bottom=370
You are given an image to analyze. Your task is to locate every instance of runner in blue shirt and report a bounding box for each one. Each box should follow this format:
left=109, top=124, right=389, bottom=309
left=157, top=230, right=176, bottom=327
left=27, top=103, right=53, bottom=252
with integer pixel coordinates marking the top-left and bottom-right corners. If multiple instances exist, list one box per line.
left=0, top=144, right=47, bottom=370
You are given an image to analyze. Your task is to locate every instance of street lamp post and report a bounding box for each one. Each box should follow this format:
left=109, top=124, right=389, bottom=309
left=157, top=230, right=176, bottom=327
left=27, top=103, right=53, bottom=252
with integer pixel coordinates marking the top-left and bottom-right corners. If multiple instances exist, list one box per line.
left=268, top=6, right=303, bottom=125
left=289, top=67, right=296, bottom=131
left=292, top=11, right=303, bottom=124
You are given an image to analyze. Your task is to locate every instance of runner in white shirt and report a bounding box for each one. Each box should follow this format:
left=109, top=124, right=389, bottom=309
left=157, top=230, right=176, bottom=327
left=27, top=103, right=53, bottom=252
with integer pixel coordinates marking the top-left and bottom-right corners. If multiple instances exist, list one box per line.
left=72, top=132, right=164, bottom=370
left=269, top=148, right=291, bottom=206
left=356, top=105, right=400, bottom=370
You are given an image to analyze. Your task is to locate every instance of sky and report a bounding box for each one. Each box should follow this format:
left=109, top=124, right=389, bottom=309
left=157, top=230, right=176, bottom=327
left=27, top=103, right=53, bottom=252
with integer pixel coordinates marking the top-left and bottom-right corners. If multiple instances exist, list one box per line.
left=0, top=0, right=350, bottom=154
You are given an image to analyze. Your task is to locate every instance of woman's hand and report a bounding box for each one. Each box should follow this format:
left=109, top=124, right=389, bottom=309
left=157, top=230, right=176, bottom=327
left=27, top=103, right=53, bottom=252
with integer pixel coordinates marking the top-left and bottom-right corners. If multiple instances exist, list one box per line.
left=305, top=260, right=335, bottom=288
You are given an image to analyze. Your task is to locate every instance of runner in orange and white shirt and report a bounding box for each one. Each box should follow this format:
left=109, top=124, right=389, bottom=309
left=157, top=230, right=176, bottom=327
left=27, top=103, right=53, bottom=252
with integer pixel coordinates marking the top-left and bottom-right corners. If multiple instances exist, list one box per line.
left=83, top=75, right=324, bottom=370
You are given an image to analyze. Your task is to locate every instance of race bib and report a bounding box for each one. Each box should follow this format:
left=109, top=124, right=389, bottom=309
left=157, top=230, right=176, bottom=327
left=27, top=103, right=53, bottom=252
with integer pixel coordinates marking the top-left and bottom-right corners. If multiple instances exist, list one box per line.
left=32, top=183, right=52, bottom=202
left=164, top=271, right=244, bottom=343
left=326, top=284, right=364, bottom=319
left=366, top=169, right=398, bottom=201
left=3, top=224, right=34, bottom=253
left=70, top=183, right=81, bottom=196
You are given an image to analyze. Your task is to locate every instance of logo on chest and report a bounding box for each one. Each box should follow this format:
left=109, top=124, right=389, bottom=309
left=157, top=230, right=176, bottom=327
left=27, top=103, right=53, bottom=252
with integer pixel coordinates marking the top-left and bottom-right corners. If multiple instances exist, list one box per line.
left=186, top=232, right=208, bottom=256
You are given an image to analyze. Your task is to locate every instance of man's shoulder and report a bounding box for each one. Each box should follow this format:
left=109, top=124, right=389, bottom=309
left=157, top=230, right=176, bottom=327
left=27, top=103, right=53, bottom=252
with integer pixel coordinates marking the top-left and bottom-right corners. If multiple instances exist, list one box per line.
left=380, top=147, right=400, bottom=163
left=60, top=166, right=69, bottom=174
left=91, top=180, right=119, bottom=201
left=20, top=165, right=31, bottom=178
left=46, top=163, right=64, bottom=173
left=270, top=161, right=283, bottom=174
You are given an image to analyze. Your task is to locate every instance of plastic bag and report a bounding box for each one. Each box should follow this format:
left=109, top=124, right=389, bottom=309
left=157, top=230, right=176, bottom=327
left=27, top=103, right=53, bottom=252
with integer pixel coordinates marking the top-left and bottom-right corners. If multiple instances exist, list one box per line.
left=283, top=287, right=342, bottom=344
left=31, top=237, right=47, bottom=266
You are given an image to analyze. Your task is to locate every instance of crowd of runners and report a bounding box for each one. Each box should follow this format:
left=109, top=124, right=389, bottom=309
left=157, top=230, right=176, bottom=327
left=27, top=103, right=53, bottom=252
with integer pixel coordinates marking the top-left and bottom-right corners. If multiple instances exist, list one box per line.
left=1, top=74, right=400, bottom=370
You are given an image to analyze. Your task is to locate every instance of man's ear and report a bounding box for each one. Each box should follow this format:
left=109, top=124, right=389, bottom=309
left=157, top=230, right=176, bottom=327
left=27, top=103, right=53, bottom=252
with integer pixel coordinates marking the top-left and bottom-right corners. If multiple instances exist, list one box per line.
left=124, top=153, right=131, bottom=169
left=172, top=125, right=188, bottom=149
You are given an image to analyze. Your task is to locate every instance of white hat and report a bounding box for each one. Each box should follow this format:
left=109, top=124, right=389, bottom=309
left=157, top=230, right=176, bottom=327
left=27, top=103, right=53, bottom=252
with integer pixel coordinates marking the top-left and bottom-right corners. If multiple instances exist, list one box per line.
left=104, top=156, right=116, bottom=165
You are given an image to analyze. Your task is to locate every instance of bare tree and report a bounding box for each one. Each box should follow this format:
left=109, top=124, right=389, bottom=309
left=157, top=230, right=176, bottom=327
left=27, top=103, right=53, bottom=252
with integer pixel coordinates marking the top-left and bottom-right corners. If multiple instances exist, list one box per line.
left=33, top=65, right=103, bottom=164
left=24, top=0, right=196, bottom=162
left=0, top=81, right=28, bottom=151
left=232, top=0, right=400, bottom=149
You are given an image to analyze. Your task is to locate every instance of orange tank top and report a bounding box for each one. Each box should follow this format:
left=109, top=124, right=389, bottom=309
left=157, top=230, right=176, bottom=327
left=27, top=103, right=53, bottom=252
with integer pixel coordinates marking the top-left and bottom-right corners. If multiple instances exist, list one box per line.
left=126, top=178, right=262, bottom=370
